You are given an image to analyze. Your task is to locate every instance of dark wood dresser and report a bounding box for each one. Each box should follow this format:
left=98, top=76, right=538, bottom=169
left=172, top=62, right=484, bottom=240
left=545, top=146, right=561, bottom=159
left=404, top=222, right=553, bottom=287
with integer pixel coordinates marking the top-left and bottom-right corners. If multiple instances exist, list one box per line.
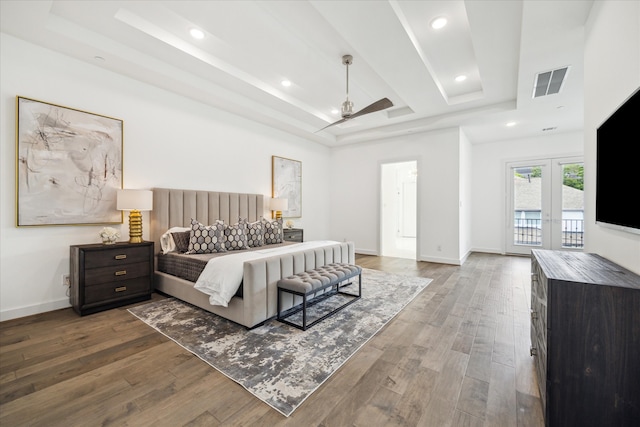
left=530, top=249, right=640, bottom=426
left=70, top=241, right=154, bottom=315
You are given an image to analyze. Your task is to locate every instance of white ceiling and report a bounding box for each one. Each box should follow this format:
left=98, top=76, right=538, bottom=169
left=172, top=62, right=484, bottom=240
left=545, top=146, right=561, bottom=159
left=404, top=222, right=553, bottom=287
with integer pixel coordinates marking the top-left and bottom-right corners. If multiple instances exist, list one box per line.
left=0, top=0, right=594, bottom=147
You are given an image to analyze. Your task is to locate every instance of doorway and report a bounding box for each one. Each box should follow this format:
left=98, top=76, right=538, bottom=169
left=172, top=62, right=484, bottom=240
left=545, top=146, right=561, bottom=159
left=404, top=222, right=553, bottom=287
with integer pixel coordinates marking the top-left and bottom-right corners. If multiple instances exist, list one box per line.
left=380, top=160, right=417, bottom=259
left=506, top=157, right=584, bottom=255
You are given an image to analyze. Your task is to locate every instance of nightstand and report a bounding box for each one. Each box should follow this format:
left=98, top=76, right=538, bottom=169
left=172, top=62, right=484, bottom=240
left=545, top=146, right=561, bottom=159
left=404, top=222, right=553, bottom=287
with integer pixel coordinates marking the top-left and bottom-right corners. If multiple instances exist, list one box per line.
left=70, top=241, right=154, bottom=315
left=283, top=228, right=304, bottom=242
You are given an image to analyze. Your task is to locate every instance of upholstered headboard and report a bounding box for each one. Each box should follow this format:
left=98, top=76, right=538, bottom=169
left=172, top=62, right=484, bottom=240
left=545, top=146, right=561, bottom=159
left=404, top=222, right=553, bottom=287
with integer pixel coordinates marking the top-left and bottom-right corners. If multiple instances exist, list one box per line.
left=150, top=188, right=266, bottom=254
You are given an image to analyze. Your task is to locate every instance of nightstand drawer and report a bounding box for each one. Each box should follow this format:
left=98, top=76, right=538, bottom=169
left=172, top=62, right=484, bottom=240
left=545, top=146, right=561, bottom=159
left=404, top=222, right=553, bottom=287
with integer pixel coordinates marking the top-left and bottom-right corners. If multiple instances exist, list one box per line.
left=84, top=261, right=151, bottom=286
left=283, top=228, right=303, bottom=242
left=84, top=277, right=151, bottom=305
left=84, top=245, right=151, bottom=268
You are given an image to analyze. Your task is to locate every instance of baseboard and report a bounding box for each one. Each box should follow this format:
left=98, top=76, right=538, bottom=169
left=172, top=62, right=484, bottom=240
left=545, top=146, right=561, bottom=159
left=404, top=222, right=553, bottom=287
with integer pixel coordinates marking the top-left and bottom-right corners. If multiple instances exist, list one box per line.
left=471, top=247, right=504, bottom=255
left=0, top=298, right=71, bottom=322
left=419, top=255, right=462, bottom=265
left=355, top=248, right=378, bottom=256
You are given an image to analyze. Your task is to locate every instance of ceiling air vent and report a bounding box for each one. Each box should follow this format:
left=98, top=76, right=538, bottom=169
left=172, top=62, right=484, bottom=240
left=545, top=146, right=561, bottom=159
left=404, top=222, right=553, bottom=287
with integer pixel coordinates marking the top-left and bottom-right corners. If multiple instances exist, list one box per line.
left=533, top=67, right=569, bottom=98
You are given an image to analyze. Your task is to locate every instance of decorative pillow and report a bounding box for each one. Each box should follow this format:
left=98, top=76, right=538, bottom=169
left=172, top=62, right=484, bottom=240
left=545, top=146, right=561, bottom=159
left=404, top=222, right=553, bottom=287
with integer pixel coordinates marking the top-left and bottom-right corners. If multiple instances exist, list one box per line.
left=223, top=218, right=248, bottom=251
left=159, top=226, right=191, bottom=254
left=262, top=217, right=283, bottom=244
left=171, top=230, right=191, bottom=253
left=186, top=218, right=226, bottom=254
left=243, top=218, right=264, bottom=248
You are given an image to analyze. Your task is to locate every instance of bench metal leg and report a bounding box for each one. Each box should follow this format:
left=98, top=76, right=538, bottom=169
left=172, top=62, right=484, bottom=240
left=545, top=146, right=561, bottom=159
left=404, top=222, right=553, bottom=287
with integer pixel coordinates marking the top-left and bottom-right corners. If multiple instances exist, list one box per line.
left=277, top=272, right=362, bottom=331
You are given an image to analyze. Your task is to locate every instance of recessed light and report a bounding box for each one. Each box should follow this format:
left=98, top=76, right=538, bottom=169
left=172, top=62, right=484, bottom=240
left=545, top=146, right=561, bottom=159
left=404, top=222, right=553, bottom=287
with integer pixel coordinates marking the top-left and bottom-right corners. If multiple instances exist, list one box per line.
left=431, top=17, right=447, bottom=30
left=331, top=109, right=339, bottom=115
left=281, top=80, right=292, bottom=87
left=455, top=75, right=467, bottom=82
left=190, top=28, right=205, bottom=40
left=506, top=122, right=517, bottom=127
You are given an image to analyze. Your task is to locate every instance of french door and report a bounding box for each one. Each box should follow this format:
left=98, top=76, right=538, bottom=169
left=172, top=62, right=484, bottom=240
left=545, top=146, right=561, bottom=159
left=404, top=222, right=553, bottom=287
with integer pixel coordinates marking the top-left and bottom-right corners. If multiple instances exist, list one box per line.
left=506, top=157, right=584, bottom=255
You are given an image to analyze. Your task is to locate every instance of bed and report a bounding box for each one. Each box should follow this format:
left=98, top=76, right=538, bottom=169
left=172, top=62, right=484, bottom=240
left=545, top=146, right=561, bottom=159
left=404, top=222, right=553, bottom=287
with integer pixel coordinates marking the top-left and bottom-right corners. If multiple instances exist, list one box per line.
left=149, top=188, right=355, bottom=328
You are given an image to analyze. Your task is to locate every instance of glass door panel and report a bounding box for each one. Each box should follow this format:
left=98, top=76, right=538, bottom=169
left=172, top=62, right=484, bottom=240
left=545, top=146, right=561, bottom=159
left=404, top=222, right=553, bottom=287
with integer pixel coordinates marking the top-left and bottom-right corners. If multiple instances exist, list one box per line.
left=507, top=161, right=550, bottom=255
left=555, top=160, right=585, bottom=249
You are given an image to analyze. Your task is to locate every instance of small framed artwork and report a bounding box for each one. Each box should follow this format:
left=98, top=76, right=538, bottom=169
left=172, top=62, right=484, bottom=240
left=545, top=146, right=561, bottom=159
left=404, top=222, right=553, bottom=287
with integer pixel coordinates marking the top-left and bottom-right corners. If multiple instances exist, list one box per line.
left=16, top=96, right=123, bottom=226
left=272, top=155, right=302, bottom=218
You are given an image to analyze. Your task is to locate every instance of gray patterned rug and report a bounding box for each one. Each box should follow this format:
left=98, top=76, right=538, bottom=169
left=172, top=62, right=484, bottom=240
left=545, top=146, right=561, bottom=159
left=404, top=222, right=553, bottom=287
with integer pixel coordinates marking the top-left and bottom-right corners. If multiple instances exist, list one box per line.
left=128, top=268, right=432, bottom=417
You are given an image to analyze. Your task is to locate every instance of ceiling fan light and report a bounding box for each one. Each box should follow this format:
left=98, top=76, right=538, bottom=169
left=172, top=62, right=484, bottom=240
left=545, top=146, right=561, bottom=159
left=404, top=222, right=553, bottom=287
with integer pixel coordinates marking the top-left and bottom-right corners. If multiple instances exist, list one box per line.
left=341, top=100, right=353, bottom=117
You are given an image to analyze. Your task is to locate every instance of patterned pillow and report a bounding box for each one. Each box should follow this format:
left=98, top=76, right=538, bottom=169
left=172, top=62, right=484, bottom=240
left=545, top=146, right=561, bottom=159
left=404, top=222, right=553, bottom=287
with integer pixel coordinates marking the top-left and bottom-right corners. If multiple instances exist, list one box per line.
left=262, top=217, right=283, bottom=244
left=223, top=218, right=248, bottom=251
left=186, top=219, right=226, bottom=254
left=243, top=218, right=263, bottom=248
left=171, top=230, right=191, bottom=253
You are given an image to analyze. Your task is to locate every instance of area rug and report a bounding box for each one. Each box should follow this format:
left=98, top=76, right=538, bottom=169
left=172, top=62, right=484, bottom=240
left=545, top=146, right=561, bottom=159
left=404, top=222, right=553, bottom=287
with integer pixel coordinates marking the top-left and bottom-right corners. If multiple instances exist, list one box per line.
left=128, top=268, right=431, bottom=417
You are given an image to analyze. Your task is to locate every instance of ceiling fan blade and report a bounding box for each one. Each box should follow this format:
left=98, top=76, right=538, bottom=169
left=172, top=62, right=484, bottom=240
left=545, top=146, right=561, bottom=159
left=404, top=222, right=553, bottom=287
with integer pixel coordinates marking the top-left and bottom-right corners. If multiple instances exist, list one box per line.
left=316, top=56, right=394, bottom=133
left=349, top=98, right=393, bottom=119
left=315, top=117, right=349, bottom=133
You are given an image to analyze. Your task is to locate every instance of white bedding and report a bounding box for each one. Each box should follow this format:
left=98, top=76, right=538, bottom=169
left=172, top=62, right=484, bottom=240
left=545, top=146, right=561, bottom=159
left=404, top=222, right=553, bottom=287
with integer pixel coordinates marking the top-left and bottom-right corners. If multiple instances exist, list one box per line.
left=193, top=240, right=341, bottom=307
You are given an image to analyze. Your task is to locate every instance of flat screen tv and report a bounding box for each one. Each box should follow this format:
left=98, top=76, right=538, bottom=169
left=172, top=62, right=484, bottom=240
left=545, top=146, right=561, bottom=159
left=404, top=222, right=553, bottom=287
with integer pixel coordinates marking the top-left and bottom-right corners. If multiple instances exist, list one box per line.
left=596, top=86, right=640, bottom=235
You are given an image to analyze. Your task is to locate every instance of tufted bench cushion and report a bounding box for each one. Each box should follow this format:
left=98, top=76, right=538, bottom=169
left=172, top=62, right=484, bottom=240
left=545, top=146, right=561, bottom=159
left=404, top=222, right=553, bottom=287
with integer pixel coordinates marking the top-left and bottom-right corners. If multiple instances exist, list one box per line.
left=277, top=263, right=362, bottom=330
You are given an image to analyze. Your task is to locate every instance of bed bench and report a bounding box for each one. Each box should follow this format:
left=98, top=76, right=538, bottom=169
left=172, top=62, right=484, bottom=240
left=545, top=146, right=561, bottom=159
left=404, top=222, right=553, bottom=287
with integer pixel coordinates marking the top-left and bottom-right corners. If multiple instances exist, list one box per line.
left=276, top=263, right=362, bottom=330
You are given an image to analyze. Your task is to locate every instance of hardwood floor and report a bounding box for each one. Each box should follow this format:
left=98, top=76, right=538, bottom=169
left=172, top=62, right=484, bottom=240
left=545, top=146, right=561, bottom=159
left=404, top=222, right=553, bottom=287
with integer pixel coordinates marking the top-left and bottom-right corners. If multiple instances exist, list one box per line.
left=0, top=252, right=544, bottom=426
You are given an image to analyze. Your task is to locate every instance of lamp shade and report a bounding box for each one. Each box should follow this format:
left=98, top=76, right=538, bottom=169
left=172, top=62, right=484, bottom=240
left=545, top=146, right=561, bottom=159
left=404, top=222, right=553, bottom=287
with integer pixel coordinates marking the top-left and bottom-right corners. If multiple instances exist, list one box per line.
left=117, top=189, right=153, bottom=211
left=270, top=197, right=288, bottom=211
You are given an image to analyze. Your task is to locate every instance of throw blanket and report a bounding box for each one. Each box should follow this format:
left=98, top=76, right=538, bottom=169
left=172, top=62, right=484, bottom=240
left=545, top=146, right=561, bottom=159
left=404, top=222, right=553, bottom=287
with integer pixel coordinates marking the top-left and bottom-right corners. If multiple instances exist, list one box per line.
left=194, top=240, right=341, bottom=307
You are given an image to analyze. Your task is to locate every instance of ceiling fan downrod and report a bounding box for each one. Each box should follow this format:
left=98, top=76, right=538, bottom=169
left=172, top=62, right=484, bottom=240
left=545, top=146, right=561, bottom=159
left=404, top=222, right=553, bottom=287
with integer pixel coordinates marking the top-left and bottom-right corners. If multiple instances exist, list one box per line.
left=341, top=54, right=354, bottom=118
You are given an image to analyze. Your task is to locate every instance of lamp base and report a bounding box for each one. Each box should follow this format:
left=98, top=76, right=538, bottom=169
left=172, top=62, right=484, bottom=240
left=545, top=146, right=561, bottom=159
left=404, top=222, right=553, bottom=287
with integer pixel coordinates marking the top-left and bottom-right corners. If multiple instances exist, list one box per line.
left=128, top=210, right=144, bottom=243
left=275, top=211, right=282, bottom=220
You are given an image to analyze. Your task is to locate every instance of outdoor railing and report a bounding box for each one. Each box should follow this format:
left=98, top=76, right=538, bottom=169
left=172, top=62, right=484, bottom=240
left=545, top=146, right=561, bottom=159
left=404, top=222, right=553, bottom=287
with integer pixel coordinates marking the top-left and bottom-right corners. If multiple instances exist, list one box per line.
left=514, top=218, right=584, bottom=248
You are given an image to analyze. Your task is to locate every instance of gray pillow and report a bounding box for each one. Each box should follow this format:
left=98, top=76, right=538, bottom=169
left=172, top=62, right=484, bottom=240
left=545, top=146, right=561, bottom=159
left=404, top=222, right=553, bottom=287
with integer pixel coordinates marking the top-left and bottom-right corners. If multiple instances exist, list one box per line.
left=223, top=218, right=248, bottom=251
left=244, top=218, right=264, bottom=248
left=186, top=219, right=226, bottom=254
left=171, top=230, right=191, bottom=253
left=262, top=217, right=283, bottom=244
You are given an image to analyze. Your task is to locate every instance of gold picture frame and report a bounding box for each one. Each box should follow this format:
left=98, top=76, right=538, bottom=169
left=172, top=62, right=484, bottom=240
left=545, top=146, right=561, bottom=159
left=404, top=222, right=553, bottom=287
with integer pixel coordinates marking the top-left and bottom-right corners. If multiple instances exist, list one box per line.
left=272, top=155, right=302, bottom=218
left=16, top=96, right=123, bottom=226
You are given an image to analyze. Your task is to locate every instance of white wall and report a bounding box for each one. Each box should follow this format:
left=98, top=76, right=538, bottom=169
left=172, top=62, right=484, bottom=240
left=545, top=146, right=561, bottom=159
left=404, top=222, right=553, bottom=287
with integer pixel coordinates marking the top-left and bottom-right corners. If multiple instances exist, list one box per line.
left=459, top=130, right=472, bottom=262
left=329, top=127, right=464, bottom=265
left=0, top=34, right=331, bottom=320
left=584, top=1, right=640, bottom=273
left=470, top=131, right=583, bottom=254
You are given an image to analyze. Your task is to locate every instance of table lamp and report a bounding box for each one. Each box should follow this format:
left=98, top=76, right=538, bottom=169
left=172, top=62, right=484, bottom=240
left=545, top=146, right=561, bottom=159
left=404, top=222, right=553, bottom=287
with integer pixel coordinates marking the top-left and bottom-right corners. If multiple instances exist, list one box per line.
left=117, top=189, right=153, bottom=243
left=270, top=197, right=288, bottom=220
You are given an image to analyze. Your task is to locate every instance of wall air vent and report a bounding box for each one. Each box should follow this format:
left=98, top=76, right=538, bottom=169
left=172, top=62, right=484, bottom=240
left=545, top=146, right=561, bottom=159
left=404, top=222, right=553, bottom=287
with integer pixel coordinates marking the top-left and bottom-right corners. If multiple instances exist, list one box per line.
left=533, top=67, right=569, bottom=98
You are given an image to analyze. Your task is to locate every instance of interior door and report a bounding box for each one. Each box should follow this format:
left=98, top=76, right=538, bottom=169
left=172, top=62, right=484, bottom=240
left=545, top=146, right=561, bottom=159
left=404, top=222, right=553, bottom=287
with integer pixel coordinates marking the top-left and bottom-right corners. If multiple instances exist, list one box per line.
left=506, top=157, right=584, bottom=255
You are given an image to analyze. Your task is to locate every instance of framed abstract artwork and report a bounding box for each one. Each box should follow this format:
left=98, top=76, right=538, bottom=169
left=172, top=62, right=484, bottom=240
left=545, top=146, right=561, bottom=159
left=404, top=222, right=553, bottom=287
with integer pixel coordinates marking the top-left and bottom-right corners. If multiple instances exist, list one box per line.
left=16, top=96, right=123, bottom=226
left=272, top=155, right=302, bottom=218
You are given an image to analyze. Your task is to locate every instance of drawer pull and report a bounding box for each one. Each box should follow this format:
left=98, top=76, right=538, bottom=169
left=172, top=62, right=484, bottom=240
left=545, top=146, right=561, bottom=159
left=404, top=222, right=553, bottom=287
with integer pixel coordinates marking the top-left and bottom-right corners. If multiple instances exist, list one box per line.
left=115, top=286, right=127, bottom=292
left=530, top=347, right=537, bottom=357
left=115, top=254, right=127, bottom=260
left=115, top=270, right=127, bottom=276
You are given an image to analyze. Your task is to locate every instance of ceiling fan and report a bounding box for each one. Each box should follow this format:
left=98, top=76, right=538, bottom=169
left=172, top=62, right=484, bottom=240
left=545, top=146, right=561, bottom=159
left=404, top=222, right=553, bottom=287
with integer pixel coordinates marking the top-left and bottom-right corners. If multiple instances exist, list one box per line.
left=317, top=54, right=393, bottom=132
